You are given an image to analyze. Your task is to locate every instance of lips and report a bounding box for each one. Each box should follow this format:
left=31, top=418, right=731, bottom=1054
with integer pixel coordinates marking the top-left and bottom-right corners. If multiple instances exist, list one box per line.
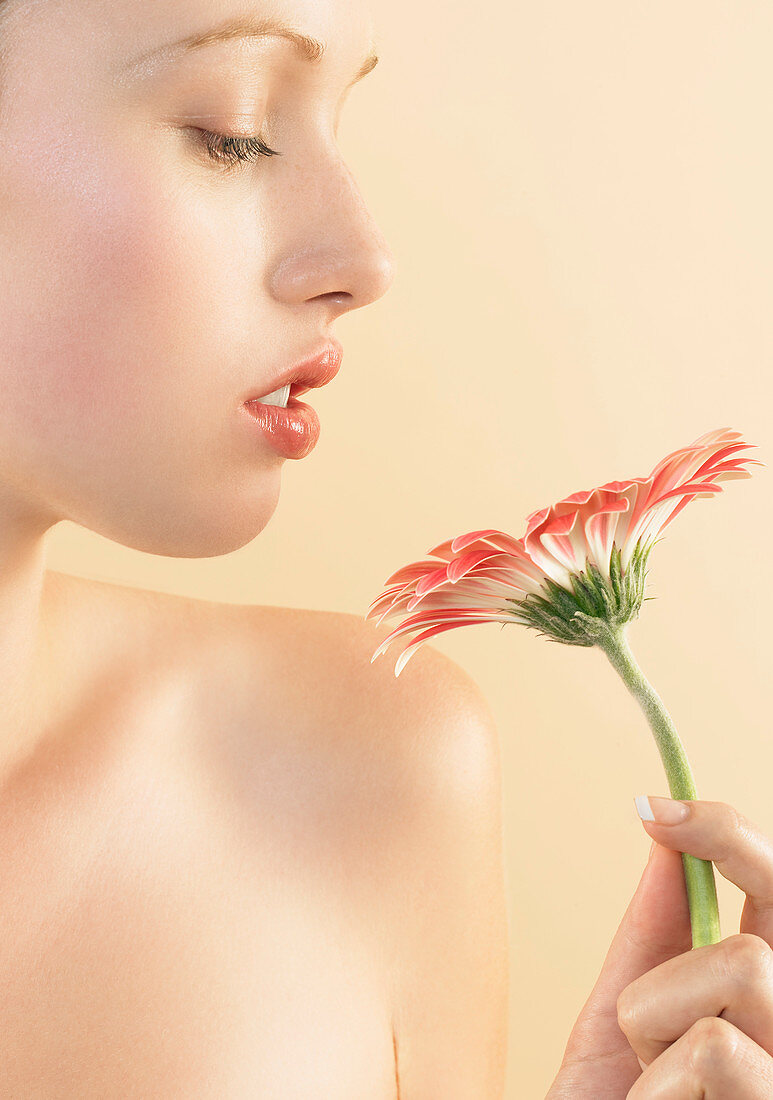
left=242, top=338, right=343, bottom=405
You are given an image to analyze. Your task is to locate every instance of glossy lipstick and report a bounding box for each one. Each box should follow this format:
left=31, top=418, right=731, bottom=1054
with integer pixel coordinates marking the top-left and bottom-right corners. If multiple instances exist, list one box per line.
left=241, top=341, right=342, bottom=459
left=242, top=396, right=320, bottom=460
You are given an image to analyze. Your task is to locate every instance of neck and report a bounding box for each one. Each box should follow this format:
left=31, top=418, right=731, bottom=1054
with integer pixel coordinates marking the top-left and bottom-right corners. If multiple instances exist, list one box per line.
left=0, top=492, right=59, bottom=781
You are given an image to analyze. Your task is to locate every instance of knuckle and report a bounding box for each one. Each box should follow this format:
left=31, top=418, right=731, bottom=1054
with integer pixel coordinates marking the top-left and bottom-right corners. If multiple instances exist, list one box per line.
left=705, top=802, right=747, bottom=864
left=721, top=932, right=773, bottom=984
left=616, top=984, right=642, bottom=1031
left=724, top=801, right=745, bottom=829
left=685, top=1016, right=739, bottom=1079
left=724, top=802, right=753, bottom=844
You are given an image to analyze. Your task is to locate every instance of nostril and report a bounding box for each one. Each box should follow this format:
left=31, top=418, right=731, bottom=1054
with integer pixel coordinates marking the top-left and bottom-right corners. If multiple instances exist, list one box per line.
left=314, top=291, right=353, bottom=305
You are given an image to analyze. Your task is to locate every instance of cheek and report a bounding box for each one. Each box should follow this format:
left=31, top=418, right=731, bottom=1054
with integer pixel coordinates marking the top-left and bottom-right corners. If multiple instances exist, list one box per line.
left=0, top=127, right=259, bottom=449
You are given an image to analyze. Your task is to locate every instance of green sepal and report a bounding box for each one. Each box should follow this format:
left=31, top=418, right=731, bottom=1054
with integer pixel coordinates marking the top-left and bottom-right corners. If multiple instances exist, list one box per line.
left=504, top=539, right=655, bottom=647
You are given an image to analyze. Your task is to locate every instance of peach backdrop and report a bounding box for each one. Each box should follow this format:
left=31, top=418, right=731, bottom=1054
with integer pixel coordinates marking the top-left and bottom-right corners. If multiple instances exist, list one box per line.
left=47, top=1, right=772, bottom=1094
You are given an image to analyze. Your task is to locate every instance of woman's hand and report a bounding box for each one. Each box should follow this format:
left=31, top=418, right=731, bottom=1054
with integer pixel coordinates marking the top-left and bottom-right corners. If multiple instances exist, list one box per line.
left=546, top=798, right=773, bottom=1097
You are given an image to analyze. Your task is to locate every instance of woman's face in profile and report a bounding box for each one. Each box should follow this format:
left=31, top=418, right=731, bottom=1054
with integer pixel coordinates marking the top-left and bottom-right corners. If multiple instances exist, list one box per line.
left=0, top=0, right=394, bottom=557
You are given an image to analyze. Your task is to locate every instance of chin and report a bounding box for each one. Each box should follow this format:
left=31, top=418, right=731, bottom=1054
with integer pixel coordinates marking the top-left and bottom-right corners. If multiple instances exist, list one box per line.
left=68, top=473, right=283, bottom=560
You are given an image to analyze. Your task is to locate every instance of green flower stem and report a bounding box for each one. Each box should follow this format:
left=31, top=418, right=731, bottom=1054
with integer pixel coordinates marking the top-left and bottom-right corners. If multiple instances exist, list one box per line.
left=593, top=622, right=721, bottom=948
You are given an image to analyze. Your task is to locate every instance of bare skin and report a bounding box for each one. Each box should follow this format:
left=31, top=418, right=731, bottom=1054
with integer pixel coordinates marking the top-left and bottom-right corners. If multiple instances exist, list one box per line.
left=0, top=1, right=508, bottom=1094
left=0, top=570, right=406, bottom=1098
left=547, top=807, right=773, bottom=1096
left=0, top=566, right=509, bottom=1099
left=4, top=0, right=770, bottom=1095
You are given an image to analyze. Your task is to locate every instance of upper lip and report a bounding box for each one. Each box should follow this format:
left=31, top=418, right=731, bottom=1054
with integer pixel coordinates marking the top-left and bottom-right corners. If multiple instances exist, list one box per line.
left=243, top=338, right=344, bottom=404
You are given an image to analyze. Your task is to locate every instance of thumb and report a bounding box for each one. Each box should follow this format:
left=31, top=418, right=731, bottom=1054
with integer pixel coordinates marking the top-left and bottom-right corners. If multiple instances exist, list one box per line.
left=560, top=840, right=693, bottom=1066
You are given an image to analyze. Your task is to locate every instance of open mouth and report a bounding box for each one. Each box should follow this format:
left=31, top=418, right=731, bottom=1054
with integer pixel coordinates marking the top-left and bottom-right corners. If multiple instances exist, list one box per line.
left=249, top=382, right=292, bottom=409
left=245, top=378, right=320, bottom=408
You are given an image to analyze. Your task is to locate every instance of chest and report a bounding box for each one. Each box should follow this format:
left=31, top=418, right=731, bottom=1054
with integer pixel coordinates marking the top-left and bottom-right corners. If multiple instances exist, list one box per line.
left=0, top=736, right=399, bottom=1098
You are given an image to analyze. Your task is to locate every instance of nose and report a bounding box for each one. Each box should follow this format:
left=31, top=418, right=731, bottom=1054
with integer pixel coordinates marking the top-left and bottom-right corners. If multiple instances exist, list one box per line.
left=268, top=154, right=396, bottom=321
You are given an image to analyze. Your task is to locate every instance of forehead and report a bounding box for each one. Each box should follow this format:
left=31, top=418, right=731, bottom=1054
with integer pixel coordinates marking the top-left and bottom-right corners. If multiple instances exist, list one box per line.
left=3, top=0, right=376, bottom=77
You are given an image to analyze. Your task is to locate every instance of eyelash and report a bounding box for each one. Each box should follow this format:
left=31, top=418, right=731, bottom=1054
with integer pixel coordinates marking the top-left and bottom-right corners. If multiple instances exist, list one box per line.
left=198, top=129, right=283, bottom=169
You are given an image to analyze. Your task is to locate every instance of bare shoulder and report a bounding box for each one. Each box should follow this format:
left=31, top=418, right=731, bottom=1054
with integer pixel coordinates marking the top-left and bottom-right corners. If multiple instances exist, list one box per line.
left=214, top=599, right=501, bottom=773
left=46, top=570, right=500, bottom=786
left=53, top=574, right=509, bottom=1093
left=42, top=569, right=232, bottom=702
left=304, top=610, right=510, bottom=1096
left=179, top=596, right=505, bottom=852
left=226, top=603, right=510, bottom=1094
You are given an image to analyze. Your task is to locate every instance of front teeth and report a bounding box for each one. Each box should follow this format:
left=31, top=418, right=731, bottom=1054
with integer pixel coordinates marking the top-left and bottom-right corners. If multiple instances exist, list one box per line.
left=258, top=383, right=291, bottom=408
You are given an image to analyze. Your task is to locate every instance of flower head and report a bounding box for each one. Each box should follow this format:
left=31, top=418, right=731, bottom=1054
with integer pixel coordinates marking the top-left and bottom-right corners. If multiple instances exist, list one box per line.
left=366, top=428, right=763, bottom=676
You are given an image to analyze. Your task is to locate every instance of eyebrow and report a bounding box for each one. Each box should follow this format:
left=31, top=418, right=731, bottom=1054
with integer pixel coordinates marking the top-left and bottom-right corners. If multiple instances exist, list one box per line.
left=123, top=14, right=380, bottom=86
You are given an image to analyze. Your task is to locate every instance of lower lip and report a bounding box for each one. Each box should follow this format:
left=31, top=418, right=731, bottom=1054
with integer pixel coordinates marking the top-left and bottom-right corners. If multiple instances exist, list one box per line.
left=241, top=395, right=320, bottom=459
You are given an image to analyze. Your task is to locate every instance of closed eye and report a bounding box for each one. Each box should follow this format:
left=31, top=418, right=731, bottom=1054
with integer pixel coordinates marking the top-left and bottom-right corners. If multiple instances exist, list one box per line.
left=198, top=129, right=283, bottom=168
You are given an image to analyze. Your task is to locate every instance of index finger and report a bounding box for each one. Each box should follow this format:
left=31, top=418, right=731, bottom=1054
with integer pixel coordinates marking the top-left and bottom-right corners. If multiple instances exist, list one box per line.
left=636, top=797, right=773, bottom=943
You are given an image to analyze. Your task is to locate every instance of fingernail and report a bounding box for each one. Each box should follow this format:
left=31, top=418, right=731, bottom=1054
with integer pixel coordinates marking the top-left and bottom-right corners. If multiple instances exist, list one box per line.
left=635, top=795, right=691, bottom=825
left=637, top=1055, right=648, bottom=1072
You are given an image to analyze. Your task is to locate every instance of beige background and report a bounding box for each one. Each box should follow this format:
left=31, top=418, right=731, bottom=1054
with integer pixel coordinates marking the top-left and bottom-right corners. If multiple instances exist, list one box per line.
left=45, top=2, right=772, bottom=1095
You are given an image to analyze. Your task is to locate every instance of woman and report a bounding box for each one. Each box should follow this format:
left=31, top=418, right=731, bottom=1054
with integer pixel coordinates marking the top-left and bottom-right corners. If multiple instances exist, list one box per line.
left=0, top=0, right=770, bottom=1096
